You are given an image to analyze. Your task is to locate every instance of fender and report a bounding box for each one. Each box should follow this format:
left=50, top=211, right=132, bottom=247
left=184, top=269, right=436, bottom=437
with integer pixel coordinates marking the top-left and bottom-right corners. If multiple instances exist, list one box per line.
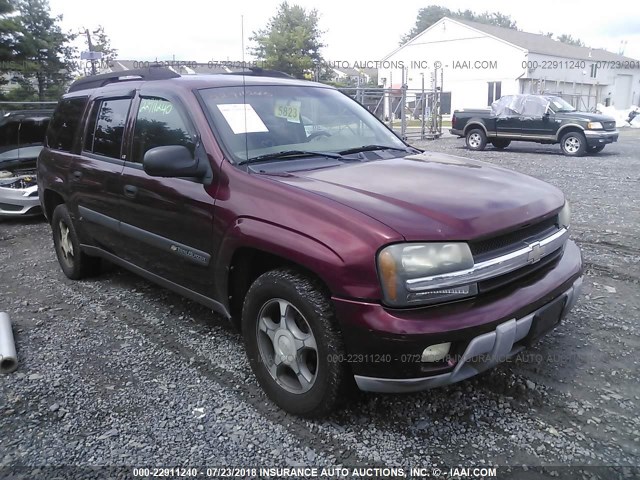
left=463, top=120, right=490, bottom=136
left=556, top=124, right=585, bottom=141
left=213, top=217, right=347, bottom=311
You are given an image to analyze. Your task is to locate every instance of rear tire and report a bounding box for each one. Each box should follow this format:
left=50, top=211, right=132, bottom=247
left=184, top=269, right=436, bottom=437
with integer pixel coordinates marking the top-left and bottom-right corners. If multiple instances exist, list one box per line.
left=491, top=139, right=511, bottom=150
left=560, top=131, right=587, bottom=157
left=51, top=204, right=101, bottom=280
left=589, top=145, right=605, bottom=154
left=466, top=129, right=487, bottom=151
left=242, top=268, right=349, bottom=417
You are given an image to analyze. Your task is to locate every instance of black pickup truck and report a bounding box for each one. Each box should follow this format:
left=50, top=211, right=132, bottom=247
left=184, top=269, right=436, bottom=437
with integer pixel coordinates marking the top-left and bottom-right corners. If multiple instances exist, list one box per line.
left=450, top=94, right=618, bottom=156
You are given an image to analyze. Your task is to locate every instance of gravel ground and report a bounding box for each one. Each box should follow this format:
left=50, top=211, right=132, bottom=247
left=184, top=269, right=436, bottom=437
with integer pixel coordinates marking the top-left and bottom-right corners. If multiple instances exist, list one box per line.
left=0, top=129, right=639, bottom=477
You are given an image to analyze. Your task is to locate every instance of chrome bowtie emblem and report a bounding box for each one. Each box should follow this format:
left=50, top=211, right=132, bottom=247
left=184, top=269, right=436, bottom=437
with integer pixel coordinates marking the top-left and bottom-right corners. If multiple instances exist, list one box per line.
left=527, top=242, right=544, bottom=264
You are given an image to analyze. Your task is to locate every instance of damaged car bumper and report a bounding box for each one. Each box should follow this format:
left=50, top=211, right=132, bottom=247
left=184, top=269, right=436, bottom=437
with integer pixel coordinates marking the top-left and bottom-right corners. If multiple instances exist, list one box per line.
left=0, top=174, right=41, bottom=217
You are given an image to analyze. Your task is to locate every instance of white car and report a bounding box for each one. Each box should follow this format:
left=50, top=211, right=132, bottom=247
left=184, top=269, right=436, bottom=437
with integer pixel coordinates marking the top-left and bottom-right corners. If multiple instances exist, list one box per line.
left=0, top=110, right=51, bottom=217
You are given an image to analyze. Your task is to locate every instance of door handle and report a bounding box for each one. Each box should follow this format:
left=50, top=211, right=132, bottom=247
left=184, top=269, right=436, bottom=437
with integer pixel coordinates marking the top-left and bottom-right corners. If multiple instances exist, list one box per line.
left=124, top=185, right=138, bottom=198
left=72, top=171, right=82, bottom=180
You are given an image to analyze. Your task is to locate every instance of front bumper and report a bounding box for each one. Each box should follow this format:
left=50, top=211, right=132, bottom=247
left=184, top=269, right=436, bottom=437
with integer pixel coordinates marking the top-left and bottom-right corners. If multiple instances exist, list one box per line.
left=0, top=185, right=41, bottom=217
left=584, top=129, right=618, bottom=147
left=355, top=275, right=582, bottom=392
left=333, top=239, right=583, bottom=391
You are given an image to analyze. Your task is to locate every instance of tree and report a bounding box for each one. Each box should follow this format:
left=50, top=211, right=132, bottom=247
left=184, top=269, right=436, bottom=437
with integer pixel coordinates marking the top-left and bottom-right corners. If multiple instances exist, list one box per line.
left=401, top=5, right=518, bottom=44
left=0, top=0, right=20, bottom=98
left=251, top=2, right=324, bottom=79
left=556, top=34, right=585, bottom=47
left=12, top=0, right=76, bottom=100
left=1, top=0, right=19, bottom=63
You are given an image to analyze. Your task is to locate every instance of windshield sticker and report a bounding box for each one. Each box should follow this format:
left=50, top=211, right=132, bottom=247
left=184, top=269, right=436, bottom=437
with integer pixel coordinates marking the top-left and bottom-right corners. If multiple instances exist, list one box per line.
left=139, top=99, right=173, bottom=115
left=274, top=100, right=301, bottom=123
left=216, top=104, right=269, bottom=134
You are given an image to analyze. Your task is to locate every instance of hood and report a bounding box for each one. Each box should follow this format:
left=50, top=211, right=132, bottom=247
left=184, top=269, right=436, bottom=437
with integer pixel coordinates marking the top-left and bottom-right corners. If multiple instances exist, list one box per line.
left=264, top=152, right=565, bottom=241
left=555, top=111, right=616, bottom=123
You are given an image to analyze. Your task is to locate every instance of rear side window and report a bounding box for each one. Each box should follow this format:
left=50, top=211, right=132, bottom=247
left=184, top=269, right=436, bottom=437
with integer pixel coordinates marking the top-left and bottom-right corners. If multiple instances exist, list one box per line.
left=131, top=97, right=195, bottom=163
left=19, top=118, right=50, bottom=146
left=84, top=98, right=132, bottom=159
left=47, top=98, right=87, bottom=152
left=0, top=118, right=20, bottom=153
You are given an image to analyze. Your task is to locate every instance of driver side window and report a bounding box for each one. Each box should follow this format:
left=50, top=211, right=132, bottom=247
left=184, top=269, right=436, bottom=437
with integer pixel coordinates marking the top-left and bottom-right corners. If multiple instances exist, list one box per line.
left=131, top=97, right=195, bottom=164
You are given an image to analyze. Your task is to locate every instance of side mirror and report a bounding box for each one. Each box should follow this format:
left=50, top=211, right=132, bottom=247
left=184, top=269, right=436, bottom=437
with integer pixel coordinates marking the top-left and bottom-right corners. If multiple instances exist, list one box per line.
left=143, top=145, right=205, bottom=178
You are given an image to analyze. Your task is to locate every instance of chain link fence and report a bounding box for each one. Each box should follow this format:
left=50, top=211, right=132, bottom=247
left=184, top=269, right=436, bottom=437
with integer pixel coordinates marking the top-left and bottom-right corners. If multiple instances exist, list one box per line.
left=339, top=86, right=445, bottom=140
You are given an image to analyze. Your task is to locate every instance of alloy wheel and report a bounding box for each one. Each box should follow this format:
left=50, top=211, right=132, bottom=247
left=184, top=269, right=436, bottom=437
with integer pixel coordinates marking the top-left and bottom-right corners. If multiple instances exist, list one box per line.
left=256, top=298, right=318, bottom=394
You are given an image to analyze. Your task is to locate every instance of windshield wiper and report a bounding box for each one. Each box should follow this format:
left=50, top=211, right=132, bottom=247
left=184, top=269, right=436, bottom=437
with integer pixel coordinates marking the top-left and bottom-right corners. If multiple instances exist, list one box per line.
left=338, top=144, right=413, bottom=155
left=238, top=150, right=344, bottom=166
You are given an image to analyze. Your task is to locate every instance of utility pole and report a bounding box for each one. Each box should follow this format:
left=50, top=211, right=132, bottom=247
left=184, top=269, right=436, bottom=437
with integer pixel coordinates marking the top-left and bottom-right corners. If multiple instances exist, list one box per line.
left=85, top=29, right=97, bottom=76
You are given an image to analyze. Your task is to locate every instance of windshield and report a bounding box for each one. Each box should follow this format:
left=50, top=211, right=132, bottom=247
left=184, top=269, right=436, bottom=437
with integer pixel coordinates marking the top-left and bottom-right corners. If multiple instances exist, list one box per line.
left=199, top=85, right=406, bottom=163
left=546, top=96, right=577, bottom=113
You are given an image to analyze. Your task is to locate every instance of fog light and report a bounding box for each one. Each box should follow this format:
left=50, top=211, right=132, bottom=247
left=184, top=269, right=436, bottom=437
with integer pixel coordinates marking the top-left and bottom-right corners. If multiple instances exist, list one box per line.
left=421, top=342, right=451, bottom=362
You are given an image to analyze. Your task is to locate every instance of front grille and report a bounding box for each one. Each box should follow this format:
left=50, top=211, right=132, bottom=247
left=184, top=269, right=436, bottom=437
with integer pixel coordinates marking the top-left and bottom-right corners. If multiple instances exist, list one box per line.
left=478, top=246, right=563, bottom=294
left=603, top=121, right=616, bottom=131
left=470, top=215, right=559, bottom=260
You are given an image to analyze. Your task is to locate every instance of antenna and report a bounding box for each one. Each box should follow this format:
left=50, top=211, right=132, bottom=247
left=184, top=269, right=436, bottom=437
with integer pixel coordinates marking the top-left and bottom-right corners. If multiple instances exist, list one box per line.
left=241, top=14, right=248, bottom=163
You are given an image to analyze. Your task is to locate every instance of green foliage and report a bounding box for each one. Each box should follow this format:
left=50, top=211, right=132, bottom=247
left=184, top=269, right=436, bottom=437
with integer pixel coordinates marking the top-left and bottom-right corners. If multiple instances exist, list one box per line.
left=1, top=0, right=20, bottom=66
left=2, top=0, right=76, bottom=101
left=556, top=34, right=585, bottom=47
left=251, top=2, right=325, bottom=79
left=401, top=5, right=518, bottom=44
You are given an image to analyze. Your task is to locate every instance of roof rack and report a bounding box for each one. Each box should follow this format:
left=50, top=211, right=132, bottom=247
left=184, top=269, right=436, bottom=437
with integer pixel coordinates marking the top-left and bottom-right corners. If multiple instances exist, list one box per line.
left=227, top=67, right=293, bottom=79
left=68, top=66, right=180, bottom=93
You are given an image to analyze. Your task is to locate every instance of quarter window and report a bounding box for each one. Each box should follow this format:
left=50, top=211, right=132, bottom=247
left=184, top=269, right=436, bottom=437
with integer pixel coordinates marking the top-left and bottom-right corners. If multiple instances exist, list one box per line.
left=46, top=97, right=87, bottom=152
left=131, top=97, right=194, bottom=164
left=84, top=98, right=132, bottom=159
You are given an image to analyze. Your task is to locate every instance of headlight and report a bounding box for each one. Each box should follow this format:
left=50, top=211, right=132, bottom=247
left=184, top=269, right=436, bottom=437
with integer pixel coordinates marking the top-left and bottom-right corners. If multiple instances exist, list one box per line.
left=558, top=200, right=571, bottom=229
left=587, top=122, right=603, bottom=130
left=377, top=242, right=476, bottom=307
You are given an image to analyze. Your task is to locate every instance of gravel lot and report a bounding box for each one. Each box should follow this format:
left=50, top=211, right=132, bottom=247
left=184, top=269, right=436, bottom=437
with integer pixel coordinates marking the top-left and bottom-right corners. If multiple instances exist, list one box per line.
left=1, top=130, right=639, bottom=477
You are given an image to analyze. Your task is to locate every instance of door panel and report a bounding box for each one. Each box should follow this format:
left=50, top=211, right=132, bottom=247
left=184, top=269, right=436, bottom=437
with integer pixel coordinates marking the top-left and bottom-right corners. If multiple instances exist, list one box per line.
left=72, top=97, right=131, bottom=253
left=119, top=95, right=216, bottom=295
left=496, top=115, right=522, bottom=136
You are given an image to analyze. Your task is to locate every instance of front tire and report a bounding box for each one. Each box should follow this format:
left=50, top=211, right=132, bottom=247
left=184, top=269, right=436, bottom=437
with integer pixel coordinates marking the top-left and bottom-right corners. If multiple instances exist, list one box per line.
left=242, top=268, right=349, bottom=417
left=491, top=139, right=511, bottom=150
left=560, top=131, right=587, bottom=156
left=51, top=204, right=101, bottom=279
left=466, top=129, right=487, bottom=151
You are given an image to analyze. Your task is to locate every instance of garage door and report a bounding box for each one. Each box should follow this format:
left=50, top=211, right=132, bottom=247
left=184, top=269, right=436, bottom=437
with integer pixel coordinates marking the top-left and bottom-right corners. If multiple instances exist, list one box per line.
left=613, top=74, right=632, bottom=108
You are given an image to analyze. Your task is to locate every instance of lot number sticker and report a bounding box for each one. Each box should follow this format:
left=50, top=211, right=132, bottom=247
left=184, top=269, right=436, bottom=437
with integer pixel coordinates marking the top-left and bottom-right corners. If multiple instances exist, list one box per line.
left=274, top=100, right=301, bottom=123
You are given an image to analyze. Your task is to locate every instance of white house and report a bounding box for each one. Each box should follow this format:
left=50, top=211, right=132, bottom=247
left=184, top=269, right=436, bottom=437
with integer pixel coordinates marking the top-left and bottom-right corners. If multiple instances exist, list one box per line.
left=380, top=17, right=640, bottom=115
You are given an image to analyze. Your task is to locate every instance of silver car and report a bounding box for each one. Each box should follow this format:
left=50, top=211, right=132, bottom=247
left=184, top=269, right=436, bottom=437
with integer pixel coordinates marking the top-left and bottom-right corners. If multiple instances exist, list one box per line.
left=0, top=110, right=52, bottom=217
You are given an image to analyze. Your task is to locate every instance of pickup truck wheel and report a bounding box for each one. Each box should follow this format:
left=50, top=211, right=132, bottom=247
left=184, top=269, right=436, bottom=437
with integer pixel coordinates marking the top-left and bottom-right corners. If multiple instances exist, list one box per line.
left=491, top=139, right=511, bottom=149
left=466, top=129, right=487, bottom=151
left=560, top=132, right=587, bottom=156
left=589, top=145, right=605, bottom=153
left=242, top=268, right=349, bottom=417
left=51, top=204, right=101, bottom=280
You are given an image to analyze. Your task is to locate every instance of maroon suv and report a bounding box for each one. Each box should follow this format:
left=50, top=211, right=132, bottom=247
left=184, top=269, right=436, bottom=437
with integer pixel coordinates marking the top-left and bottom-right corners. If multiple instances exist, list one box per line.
left=37, top=68, right=583, bottom=417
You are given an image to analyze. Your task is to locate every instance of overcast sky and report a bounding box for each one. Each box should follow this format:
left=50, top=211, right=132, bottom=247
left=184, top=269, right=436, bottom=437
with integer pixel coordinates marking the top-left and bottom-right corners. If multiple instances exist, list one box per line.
left=48, top=0, right=640, bottom=63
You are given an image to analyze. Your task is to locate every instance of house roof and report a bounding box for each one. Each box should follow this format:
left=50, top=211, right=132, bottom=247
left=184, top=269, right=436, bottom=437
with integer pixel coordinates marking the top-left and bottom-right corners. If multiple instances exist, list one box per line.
left=332, top=67, right=377, bottom=78
left=451, top=18, right=638, bottom=62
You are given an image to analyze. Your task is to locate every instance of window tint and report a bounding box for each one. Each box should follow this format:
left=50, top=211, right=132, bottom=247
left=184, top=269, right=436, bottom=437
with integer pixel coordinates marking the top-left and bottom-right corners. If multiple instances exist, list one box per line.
left=131, top=97, right=194, bottom=163
left=0, top=119, right=20, bottom=153
left=19, top=118, right=50, bottom=146
left=85, top=98, right=131, bottom=159
left=47, top=98, right=87, bottom=152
